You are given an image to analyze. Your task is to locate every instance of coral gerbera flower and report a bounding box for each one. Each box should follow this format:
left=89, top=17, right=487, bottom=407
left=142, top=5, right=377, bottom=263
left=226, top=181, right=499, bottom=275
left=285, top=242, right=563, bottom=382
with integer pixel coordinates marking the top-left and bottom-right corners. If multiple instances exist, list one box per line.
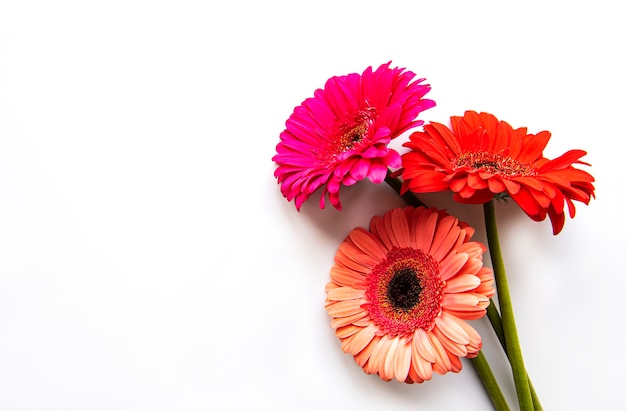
left=399, top=111, right=596, bottom=234
left=273, top=62, right=435, bottom=210
left=324, top=206, right=494, bottom=383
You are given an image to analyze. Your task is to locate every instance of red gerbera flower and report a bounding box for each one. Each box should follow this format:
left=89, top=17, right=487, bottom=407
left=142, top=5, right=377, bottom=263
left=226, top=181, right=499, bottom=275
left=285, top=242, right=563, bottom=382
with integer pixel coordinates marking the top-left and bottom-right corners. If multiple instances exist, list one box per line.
left=399, top=111, right=595, bottom=234
left=325, top=206, right=494, bottom=383
left=273, top=62, right=435, bottom=210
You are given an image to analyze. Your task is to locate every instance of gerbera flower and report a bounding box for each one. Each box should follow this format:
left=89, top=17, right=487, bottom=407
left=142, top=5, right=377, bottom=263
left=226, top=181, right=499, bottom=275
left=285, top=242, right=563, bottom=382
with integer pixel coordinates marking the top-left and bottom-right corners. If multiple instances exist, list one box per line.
left=324, top=206, right=494, bottom=383
left=273, top=62, right=435, bottom=210
left=399, top=111, right=596, bottom=234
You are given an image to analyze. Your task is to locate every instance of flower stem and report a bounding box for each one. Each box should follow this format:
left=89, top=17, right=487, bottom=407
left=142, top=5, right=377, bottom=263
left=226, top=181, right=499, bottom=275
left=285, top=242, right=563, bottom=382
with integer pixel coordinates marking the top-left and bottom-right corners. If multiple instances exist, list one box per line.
left=486, top=302, right=505, bottom=344
left=483, top=200, right=533, bottom=411
left=469, top=351, right=511, bottom=411
left=487, top=301, right=543, bottom=410
left=384, top=172, right=425, bottom=208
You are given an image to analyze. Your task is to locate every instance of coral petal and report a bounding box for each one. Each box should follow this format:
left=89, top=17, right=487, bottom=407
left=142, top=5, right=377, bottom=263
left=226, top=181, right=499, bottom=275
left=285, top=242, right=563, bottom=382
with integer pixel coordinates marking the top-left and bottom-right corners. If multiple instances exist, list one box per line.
left=437, top=313, right=470, bottom=345
left=444, top=274, right=481, bottom=293
left=343, top=324, right=377, bottom=355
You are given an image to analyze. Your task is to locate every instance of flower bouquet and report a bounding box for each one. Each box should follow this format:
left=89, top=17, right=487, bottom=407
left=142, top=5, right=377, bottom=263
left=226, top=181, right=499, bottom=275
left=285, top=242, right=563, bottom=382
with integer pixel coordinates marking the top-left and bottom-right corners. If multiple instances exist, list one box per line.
left=272, top=62, right=595, bottom=410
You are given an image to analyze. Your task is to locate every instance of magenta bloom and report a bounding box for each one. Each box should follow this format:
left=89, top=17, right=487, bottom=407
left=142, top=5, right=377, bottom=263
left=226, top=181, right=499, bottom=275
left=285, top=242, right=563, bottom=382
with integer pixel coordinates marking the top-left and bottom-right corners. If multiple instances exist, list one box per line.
left=273, top=62, right=435, bottom=210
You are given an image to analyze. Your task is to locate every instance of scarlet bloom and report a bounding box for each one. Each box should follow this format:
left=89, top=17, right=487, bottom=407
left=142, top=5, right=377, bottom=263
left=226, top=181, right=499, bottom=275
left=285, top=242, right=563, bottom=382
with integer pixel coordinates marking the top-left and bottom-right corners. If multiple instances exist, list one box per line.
left=325, top=206, right=494, bottom=383
left=400, top=111, right=596, bottom=234
left=273, top=62, right=435, bottom=210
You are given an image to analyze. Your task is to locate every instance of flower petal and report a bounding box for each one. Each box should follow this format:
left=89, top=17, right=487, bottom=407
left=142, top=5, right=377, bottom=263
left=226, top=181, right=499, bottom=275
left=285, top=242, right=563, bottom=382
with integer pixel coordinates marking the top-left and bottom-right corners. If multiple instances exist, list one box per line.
left=444, top=274, right=481, bottom=293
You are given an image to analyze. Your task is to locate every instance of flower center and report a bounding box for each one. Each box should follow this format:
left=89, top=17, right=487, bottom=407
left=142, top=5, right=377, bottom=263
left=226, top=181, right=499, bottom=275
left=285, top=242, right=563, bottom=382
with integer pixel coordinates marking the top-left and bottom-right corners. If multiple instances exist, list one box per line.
left=319, top=107, right=377, bottom=162
left=387, top=268, right=422, bottom=311
left=455, top=151, right=534, bottom=177
left=365, top=247, right=444, bottom=337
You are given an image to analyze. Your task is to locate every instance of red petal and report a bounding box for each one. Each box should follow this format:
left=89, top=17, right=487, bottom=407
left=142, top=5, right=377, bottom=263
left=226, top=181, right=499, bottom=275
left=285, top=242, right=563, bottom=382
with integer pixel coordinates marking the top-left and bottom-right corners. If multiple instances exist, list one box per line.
left=517, top=131, right=551, bottom=163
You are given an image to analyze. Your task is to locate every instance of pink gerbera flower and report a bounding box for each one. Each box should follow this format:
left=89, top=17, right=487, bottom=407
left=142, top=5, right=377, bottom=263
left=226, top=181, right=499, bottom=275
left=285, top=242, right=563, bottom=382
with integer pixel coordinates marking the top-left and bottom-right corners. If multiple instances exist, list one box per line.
left=325, top=206, right=495, bottom=383
left=273, top=62, right=435, bottom=210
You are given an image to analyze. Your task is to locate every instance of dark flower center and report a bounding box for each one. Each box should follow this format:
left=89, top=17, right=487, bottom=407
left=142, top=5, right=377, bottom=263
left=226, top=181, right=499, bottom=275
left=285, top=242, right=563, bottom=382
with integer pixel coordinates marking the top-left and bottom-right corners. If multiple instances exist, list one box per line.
left=387, top=268, right=422, bottom=311
left=339, top=121, right=369, bottom=148
left=319, top=107, right=378, bottom=162
left=455, top=151, right=534, bottom=177
left=365, top=247, right=444, bottom=337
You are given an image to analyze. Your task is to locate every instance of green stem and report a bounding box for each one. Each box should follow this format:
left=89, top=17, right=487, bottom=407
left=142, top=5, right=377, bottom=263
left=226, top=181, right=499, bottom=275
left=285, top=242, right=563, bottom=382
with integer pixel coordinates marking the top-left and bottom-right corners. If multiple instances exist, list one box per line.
left=487, top=302, right=543, bottom=410
left=384, top=172, right=425, bottom=208
left=486, top=302, right=505, bottom=345
left=483, top=201, right=533, bottom=411
left=469, top=351, right=511, bottom=411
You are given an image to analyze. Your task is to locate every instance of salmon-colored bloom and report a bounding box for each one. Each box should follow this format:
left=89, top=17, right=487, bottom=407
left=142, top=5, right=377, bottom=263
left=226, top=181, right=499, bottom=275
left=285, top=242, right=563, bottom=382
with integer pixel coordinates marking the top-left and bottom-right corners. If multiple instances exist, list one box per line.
left=273, top=62, right=435, bottom=210
left=324, top=206, right=494, bottom=383
left=399, top=111, right=596, bottom=234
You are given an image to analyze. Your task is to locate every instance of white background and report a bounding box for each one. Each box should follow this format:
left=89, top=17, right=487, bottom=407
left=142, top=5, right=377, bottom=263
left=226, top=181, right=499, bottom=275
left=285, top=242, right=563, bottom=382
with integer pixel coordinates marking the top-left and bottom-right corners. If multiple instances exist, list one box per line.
left=1, top=1, right=623, bottom=410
